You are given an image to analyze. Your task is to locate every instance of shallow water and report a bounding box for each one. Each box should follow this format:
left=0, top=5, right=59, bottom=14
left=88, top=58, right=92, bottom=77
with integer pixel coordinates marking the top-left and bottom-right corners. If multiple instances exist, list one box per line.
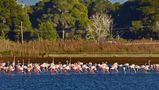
left=0, top=73, right=159, bottom=90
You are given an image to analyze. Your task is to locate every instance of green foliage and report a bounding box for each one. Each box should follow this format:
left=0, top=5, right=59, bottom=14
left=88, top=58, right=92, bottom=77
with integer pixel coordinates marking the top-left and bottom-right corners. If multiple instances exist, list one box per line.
left=31, top=0, right=90, bottom=39
left=132, top=20, right=143, bottom=30
left=0, top=0, right=32, bottom=40
left=0, top=0, right=159, bottom=40
left=152, top=21, right=159, bottom=34
left=38, top=21, right=58, bottom=40
left=87, top=0, right=113, bottom=16
left=0, top=24, right=9, bottom=39
left=114, top=0, right=159, bottom=39
left=112, top=2, right=121, bottom=11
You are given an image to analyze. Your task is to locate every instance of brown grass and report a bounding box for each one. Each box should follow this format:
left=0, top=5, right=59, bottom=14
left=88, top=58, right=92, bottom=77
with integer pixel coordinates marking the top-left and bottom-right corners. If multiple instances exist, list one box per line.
left=0, top=39, right=158, bottom=57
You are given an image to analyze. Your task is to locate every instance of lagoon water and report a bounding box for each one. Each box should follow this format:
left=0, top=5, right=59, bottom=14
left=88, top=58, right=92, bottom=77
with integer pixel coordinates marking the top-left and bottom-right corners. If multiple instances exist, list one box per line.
left=0, top=73, right=159, bottom=90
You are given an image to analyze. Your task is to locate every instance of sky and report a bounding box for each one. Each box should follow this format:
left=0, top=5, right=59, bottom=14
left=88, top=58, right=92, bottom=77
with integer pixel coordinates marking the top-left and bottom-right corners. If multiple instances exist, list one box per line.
left=111, top=0, right=128, bottom=3
left=17, top=0, right=128, bottom=5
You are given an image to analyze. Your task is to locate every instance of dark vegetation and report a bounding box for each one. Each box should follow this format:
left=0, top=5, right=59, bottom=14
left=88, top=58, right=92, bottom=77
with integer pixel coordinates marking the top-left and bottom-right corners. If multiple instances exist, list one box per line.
left=0, top=0, right=159, bottom=40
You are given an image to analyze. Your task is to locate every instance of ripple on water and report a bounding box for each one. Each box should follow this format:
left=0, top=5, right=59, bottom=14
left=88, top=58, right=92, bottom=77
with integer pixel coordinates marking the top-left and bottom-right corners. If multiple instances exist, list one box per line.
left=0, top=73, right=159, bottom=90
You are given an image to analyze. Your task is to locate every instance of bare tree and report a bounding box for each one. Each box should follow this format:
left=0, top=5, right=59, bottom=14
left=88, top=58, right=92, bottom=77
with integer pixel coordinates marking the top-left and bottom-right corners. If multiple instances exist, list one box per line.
left=86, top=13, right=113, bottom=41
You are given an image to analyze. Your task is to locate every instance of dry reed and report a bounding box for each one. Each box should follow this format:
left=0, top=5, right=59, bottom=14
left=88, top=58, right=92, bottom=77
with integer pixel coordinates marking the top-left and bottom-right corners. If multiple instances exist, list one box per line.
left=0, top=39, right=158, bottom=57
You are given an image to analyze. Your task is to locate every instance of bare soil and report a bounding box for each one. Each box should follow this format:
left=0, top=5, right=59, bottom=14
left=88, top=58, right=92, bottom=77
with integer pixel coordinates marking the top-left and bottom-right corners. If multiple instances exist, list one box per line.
left=0, top=56, right=159, bottom=65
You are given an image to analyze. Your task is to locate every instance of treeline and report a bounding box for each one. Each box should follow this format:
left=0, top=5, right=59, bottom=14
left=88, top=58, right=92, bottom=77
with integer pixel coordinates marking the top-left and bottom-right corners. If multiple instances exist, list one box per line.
left=0, top=0, right=159, bottom=41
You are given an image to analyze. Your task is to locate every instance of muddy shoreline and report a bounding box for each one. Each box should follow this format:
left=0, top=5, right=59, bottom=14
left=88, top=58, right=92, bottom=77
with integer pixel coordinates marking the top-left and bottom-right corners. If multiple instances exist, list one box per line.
left=0, top=56, right=158, bottom=64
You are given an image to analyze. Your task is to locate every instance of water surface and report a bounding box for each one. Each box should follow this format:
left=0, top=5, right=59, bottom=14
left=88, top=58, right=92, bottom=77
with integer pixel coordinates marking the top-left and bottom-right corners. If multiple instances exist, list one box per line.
left=0, top=73, right=158, bottom=90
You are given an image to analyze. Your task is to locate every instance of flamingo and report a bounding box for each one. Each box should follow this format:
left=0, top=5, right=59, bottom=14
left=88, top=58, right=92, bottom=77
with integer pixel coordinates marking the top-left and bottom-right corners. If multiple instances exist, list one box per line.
left=41, top=62, right=50, bottom=72
left=49, top=63, right=58, bottom=74
left=142, top=65, right=150, bottom=72
left=89, top=65, right=97, bottom=74
left=98, top=63, right=109, bottom=73
left=0, top=62, right=6, bottom=71
left=16, top=61, right=24, bottom=73
left=27, top=63, right=33, bottom=73
left=135, top=65, right=141, bottom=72
left=129, top=64, right=136, bottom=73
left=34, top=63, right=41, bottom=74
left=82, top=64, right=89, bottom=72
left=110, top=62, right=118, bottom=72
left=0, top=60, right=158, bottom=75
left=8, top=65, right=15, bottom=73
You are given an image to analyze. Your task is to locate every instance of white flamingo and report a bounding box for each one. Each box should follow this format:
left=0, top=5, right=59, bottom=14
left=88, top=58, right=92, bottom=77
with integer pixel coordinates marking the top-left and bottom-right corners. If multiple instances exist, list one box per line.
left=34, top=64, right=41, bottom=73
left=89, top=65, right=97, bottom=74
left=98, top=63, right=109, bottom=73
left=129, top=64, right=136, bottom=73
left=110, top=62, right=118, bottom=72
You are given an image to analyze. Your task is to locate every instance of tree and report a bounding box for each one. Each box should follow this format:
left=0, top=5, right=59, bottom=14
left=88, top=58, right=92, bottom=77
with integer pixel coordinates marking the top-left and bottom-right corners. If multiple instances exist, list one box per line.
left=152, top=21, right=159, bottom=39
left=0, top=24, right=10, bottom=39
left=38, top=21, right=58, bottom=40
left=0, top=0, right=32, bottom=40
left=113, top=0, right=159, bottom=39
left=153, top=22, right=159, bottom=32
left=30, top=0, right=90, bottom=39
left=88, top=0, right=113, bottom=17
left=130, top=20, right=144, bottom=39
left=86, top=13, right=113, bottom=41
